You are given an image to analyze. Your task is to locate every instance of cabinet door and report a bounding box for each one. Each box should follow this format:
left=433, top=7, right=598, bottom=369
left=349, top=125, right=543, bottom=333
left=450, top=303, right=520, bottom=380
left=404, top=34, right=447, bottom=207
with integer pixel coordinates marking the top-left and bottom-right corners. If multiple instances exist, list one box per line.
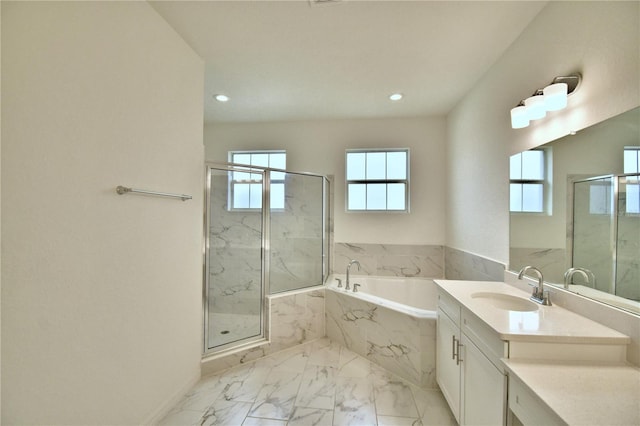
left=436, top=308, right=461, bottom=422
left=461, top=334, right=506, bottom=425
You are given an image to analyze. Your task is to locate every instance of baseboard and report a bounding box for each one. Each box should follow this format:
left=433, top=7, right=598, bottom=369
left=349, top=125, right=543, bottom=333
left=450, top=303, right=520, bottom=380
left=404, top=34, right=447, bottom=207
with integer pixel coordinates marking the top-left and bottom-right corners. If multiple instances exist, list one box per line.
left=141, top=369, right=201, bottom=425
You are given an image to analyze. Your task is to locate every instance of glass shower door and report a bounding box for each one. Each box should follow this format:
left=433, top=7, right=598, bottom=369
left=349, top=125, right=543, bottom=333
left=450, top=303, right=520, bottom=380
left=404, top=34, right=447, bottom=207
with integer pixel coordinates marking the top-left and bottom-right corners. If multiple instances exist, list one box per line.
left=616, top=174, right=640, bottom=301
left=204, top=165, right=267, bottom=353
left=270, top=172, right=327, bottom=293
left=572, top=176, right=615, bottom=293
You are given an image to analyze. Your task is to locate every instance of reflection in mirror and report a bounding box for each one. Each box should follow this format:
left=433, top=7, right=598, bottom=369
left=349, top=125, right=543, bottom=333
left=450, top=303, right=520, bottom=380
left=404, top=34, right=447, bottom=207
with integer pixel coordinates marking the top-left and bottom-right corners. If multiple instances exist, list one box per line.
left=509, top=107, right=640, bottom=315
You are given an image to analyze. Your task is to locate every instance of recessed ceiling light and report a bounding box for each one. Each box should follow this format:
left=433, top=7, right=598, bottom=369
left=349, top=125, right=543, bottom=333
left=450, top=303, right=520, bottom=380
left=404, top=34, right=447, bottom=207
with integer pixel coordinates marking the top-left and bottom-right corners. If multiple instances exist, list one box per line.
left=215, top=94, right=229, bottom=102
left=389, top=93, right=403, bottom=101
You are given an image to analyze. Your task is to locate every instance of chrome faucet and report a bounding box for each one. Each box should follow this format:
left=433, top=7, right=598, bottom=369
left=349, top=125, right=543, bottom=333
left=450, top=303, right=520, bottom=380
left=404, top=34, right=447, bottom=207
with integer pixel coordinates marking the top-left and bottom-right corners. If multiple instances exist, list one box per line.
left=517, top=265, right=551, bottom=306
left=564, top=267, right=595, bottom=289
left=346, top=259, right=361, bottom=291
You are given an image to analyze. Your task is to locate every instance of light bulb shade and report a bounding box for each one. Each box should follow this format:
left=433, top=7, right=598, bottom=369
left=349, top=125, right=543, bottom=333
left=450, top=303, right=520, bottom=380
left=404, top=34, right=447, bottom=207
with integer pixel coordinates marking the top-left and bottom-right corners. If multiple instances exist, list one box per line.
left=525, top=95, right=546, bottom=120
left=543, top=82, right=568, bottom=111
left=510, top=105, right=529, bottom=129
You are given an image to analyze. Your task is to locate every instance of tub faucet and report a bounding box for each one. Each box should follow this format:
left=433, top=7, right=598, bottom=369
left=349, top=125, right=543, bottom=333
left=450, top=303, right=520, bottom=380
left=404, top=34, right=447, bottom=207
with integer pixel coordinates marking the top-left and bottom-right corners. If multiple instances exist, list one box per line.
left=518, top=265, right=551, bottom=306
left=346, top=259, right=361, bottom=291
left=564, top=267, right=595, bottom=289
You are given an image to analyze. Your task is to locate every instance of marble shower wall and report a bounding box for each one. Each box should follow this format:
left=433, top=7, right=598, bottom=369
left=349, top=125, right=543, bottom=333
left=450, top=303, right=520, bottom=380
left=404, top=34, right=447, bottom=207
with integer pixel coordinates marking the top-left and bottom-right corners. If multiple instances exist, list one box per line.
left=333, top=243, right=444, bottom=278
left=202, top=288, right=326, bottom=376
left=509, top=248, right=566, bottom=284
left=325, top=288, right=437, bottom=389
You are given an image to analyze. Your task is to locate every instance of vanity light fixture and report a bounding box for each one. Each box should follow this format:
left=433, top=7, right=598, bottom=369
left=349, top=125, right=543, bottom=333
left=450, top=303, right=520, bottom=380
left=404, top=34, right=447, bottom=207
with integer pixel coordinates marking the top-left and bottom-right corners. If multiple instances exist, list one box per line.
left=215, top=94, right=230, bottom=102
left=510, top=73, right=581, bottom=129
left=389, top=93, right=403, bottom=101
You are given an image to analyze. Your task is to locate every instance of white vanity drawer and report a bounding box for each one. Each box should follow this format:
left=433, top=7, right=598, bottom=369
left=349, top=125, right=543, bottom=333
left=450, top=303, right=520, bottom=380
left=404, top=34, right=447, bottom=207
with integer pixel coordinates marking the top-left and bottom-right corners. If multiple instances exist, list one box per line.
left=508, top=375, right=565, bottom=426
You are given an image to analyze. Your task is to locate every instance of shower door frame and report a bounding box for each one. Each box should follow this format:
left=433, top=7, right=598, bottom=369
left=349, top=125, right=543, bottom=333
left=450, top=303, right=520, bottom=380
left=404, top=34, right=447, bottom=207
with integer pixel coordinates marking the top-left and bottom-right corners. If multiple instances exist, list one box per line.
left=203, top=163, right=271, bottom=356
left=569, top=173, right=639, bottom=295
left=203, top=162, right=331, bottom=356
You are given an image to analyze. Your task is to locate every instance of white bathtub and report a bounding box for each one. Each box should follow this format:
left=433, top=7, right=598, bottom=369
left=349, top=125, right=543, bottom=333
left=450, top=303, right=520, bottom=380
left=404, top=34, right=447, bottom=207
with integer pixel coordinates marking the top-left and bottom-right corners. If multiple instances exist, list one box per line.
left=329, top=274, right=438, bottom=316
left=326, top=274, right=438, bottom=388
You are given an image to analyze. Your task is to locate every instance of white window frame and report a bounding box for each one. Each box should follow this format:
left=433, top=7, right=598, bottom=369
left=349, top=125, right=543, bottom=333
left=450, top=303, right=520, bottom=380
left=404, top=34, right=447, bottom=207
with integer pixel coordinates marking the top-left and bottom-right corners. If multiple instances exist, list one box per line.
left=228, top=150, right=286, bottom=210
left=509, top=149, right=550, bottom=214
left=624, top=146, right=640, bottom=174
left=345, top=148, right=410, bottom=212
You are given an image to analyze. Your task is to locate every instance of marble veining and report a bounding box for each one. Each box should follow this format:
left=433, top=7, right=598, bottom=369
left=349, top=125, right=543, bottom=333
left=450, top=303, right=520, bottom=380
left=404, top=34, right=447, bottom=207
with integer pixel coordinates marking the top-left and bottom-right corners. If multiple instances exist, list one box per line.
left=160, top=338, right=455, bottom=426
left=202, top=288, right=325, bottom=376
left=334, top=243, right=444, bottom=278
left=444, top=246, right=505, bottom=282
left=326, top=286, right=437, bottom=389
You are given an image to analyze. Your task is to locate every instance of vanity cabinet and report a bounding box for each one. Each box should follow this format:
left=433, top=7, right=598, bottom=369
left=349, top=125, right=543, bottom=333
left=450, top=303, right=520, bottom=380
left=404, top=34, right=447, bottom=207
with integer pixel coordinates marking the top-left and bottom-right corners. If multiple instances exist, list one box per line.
left=435, top=279, right=634, bottom=426
left=437, top=292, right=507, bottom=425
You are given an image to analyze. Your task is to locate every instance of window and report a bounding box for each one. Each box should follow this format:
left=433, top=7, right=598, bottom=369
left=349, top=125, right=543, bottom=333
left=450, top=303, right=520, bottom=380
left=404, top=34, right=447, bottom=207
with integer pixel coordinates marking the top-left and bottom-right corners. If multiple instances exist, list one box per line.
left=623, top=146, right=640, bottom=214
left=624, top=146, right=640, bottom=174
left=229, top=150, right=286, bottom=209
left=510, top=150, right=547, bottom=213
left=346, top=149, right=409, bottom=211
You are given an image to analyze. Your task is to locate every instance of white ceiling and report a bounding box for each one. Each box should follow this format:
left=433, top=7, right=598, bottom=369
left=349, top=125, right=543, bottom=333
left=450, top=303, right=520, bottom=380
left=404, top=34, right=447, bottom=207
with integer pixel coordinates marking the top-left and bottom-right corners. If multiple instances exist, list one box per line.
left=150, top=1, right=547, bottom=124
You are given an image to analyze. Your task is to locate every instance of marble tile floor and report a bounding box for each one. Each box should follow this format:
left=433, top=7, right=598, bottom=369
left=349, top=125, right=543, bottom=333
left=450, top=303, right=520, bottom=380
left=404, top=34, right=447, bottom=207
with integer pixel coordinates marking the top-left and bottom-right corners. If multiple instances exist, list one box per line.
left=159, top=338, right=456, bottom=426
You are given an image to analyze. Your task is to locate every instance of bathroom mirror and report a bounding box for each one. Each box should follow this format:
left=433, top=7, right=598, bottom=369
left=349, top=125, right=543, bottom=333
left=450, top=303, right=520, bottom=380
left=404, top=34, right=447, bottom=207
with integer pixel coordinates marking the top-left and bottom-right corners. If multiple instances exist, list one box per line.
left=509, top=107, right=640, bottom=315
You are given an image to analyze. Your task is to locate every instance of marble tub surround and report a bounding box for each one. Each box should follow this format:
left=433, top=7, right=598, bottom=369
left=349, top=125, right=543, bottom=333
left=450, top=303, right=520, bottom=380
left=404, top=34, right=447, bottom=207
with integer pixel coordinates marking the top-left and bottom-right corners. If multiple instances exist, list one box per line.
left=444, top=246, right=505, bottom=281
left=202, top=288, right=325, bottom=376
left=326, top=282, right=437, bottom=389
left=503, top=359, right=640, bottom=425
left=334, top=243, right=444, bottom=278
left=161, top=338, right=456, bottom=426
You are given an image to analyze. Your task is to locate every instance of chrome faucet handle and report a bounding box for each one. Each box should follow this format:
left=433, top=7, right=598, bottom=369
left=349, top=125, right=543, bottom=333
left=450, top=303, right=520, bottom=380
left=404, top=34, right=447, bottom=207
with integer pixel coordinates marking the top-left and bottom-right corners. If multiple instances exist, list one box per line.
left=353, top=283, right=361, bottom=293
left=335, top=278, right=342, bottom=288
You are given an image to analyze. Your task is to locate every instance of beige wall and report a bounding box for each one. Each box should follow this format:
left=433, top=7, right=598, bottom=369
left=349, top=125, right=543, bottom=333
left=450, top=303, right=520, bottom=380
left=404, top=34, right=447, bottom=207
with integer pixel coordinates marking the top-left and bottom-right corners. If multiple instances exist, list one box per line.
left=205, top=116, right=447, bottom=245
left=1, top=2, right=204, bottom=424
left=446, top=1, right=639, bottom=265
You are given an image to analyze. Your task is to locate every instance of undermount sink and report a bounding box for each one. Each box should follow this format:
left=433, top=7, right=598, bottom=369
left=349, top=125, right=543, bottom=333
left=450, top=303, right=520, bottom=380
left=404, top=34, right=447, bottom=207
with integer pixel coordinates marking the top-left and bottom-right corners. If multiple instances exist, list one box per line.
left=471, top=292, right=539, bottom=312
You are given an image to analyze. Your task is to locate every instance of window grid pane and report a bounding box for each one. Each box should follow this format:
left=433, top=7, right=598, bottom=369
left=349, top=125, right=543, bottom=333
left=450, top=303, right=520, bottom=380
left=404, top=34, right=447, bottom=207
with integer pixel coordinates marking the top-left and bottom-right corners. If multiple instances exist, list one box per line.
left=348, top=184, right=366, bottom=210
left=366, top=183, right=386, bottom=210
left=387, top=183, right=406, bottom=210
left=366, top=152, right=386, bottom=180
left=521, top=151, right=544, bottom=180
left=510, top=184, right=523, bottom=212
left=522, top=184, right=543, bottom=212
left=510, top=154, right=522, bottom=180
left=347, top=153, right=366, bottom=180
left=625, top=183, right=640, bottom=214
left=624, top=148, right=640, bottom=174
left=387, top=152, right=407, bottom=180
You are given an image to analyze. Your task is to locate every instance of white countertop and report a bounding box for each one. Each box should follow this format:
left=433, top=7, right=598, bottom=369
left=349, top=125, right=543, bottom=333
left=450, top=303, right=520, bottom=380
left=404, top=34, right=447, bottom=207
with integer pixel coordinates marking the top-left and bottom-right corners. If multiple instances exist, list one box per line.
left=503, top=358, right=640, bottom=425
left=434, top=280, right=631, bottom=344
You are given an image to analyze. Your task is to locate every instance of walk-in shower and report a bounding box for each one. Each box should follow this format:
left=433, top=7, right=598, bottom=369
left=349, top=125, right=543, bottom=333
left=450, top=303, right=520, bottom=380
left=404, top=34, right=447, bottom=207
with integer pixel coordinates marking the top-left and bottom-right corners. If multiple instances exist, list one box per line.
left=571, top=173, right=639, bottom=301
left=203, top=163, right=330, bottom=355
